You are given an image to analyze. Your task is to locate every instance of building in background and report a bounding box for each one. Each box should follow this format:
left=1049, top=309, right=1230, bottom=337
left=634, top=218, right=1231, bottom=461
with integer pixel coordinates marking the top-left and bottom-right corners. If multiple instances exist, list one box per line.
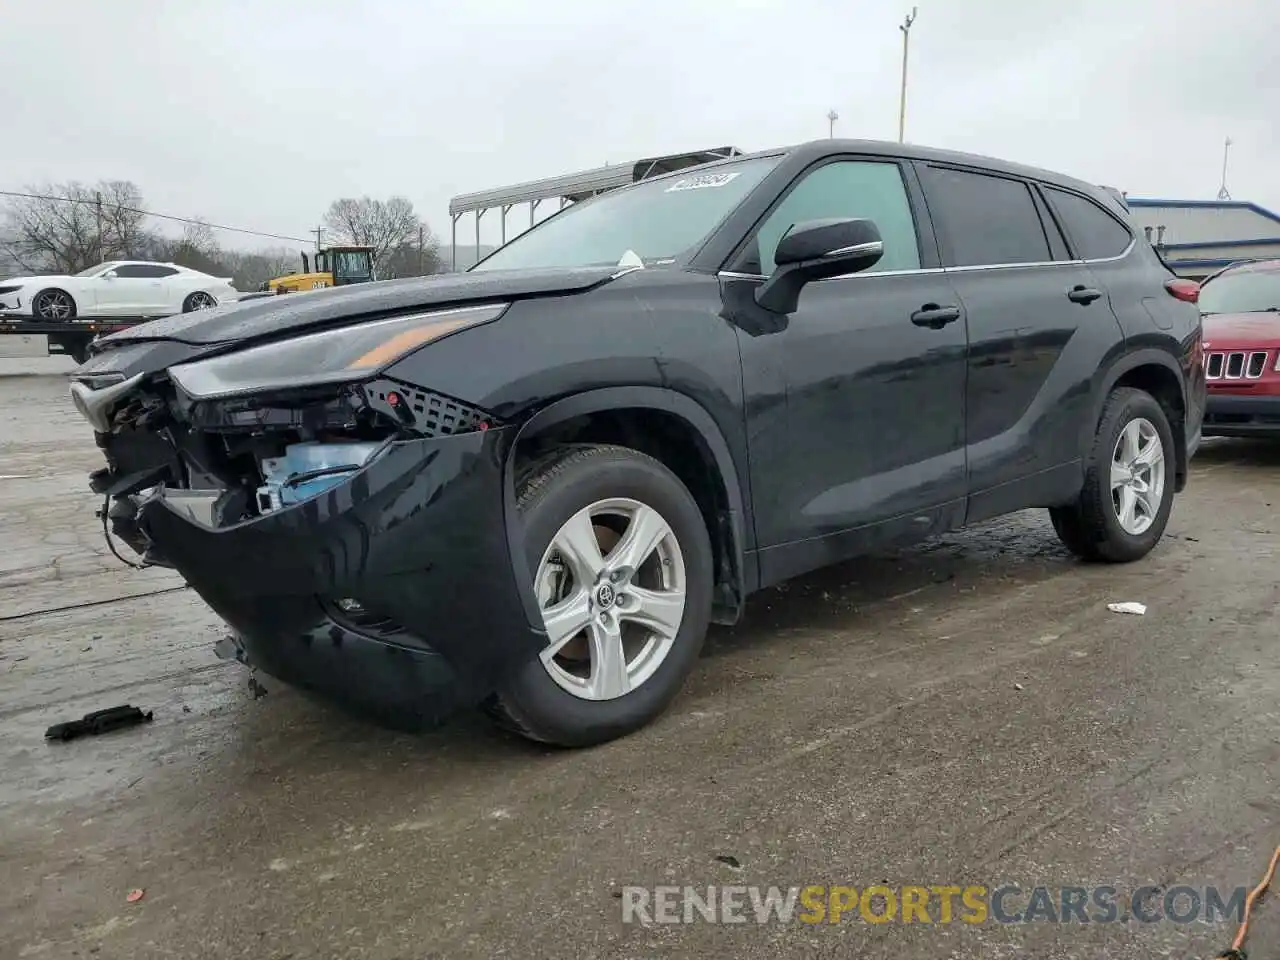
left=1125, top=199, right=1280, bottom=279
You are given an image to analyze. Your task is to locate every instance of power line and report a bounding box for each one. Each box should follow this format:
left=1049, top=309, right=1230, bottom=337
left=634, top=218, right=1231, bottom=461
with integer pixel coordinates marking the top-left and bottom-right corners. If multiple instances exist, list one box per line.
left=0, top=189, right=312, bottom=245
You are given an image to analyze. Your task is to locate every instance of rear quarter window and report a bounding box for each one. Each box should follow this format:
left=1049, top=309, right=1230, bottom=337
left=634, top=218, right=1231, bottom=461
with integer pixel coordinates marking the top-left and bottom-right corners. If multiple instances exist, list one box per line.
left=1043, top=186, right=1133, bottom=260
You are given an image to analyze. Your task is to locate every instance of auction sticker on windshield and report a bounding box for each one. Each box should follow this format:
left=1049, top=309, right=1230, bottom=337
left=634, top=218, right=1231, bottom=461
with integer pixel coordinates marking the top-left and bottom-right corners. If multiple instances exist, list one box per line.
left=665, top=172, right=742, bottom=192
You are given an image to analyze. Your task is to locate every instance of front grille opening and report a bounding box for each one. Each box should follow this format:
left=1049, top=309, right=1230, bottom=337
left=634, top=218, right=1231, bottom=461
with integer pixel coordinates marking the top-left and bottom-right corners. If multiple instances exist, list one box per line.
left=1247, top=351, right=1268, bottom=378
left=1225, top=352, right=1245, bottom=378
left=1206, top=353, right=1224, bottom=378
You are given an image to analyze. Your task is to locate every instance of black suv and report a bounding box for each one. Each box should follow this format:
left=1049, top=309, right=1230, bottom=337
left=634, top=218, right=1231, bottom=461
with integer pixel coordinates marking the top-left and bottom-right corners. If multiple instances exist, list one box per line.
left=70, top=139, right=1205, bottom=747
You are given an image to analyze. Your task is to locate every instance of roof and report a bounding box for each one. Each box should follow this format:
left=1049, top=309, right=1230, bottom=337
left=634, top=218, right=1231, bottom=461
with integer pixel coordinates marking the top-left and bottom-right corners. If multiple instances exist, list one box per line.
left=448, top=138, right=1131, bottom=219
left=784, top=138, right=1106, bottom=194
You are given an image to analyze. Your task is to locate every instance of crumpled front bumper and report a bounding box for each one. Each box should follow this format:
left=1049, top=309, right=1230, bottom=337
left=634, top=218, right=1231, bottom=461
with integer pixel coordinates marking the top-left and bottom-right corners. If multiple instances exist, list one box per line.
left=137, top=427, right=546, bottom=728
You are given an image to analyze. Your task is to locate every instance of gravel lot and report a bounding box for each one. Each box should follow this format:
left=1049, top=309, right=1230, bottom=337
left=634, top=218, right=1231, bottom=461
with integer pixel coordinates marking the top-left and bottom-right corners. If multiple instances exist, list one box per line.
left=1, top=367, right=1277, bottom=959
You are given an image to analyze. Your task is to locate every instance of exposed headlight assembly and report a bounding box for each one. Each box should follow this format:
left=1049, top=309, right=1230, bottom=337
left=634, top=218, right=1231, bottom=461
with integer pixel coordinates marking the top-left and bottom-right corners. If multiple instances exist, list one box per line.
left=168, top=303, right=508, bottom=400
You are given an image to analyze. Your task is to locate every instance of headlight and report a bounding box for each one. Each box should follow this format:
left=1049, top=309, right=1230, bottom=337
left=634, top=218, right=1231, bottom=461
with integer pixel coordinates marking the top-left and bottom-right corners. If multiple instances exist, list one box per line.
left=168, top=303, right=507, bottom=400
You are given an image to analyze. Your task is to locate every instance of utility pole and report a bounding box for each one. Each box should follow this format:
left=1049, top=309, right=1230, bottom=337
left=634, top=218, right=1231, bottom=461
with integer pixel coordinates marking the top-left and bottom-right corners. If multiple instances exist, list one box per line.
left=94, top=191, right=104, bottom=265
left=310, top=226, right=323, bottom=252
left=898, top=6, right=918, bottom=143
left=827, top=109, right=839, bottom=138
left=418, top=224, right=425, bottom=276
left=1217, top=136, right=1233, bottom=200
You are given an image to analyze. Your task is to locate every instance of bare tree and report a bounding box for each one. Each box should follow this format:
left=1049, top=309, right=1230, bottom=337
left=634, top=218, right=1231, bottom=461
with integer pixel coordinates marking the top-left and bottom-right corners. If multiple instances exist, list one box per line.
left=379, top=237, right=444, bottom=279
left=180, top=218, right=218, bottom=255
left=95, top=181, right=148, bottom=258
left=156, top=218, right=227, bottom=275
left=322, top=196, right=427, bottom=276
left=0, top=180, right=147, bottom=273
left=227, top=247, right=304, bottom=291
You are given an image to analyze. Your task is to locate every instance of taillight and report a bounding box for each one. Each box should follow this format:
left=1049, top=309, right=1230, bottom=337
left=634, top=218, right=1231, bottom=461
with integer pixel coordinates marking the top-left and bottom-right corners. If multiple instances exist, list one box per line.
left=1165, top=278, right=1200, bottom=303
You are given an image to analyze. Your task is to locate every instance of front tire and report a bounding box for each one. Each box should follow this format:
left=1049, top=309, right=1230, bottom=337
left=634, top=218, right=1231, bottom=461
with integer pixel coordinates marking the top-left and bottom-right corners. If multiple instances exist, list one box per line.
left=1050, top=387, right=1175, bottom=562
left=486, top=444, right=714, bottom=747
left=32, top=288, right=76, bottom=322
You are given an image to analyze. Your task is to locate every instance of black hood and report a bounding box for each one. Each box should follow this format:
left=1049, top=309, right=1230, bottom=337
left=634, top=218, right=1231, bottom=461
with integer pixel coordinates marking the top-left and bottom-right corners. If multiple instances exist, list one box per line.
left=98, top=265, right=623, bottom=348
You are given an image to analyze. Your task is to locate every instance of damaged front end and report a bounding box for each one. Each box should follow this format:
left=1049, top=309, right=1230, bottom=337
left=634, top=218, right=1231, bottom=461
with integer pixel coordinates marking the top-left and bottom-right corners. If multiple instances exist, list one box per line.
left=71, top=304, right=547, bottom=727
left=78, top=369, right=441, bottom=567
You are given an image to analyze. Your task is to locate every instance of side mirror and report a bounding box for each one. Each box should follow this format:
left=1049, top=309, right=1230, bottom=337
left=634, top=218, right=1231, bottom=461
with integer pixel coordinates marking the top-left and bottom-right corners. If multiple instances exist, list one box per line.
left=102, top=270, right=117, bottom=280
left=756, top=218, right=884, bottom=314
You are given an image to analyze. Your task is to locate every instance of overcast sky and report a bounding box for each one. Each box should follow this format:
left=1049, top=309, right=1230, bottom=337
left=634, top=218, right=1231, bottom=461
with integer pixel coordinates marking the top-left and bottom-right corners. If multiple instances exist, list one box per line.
left=5, top=0, right=1278, bottom=253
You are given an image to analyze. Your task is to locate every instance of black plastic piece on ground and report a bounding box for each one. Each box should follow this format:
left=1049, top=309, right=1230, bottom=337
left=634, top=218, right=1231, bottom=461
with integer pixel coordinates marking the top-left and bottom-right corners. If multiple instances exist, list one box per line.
left=44, top=705, right=154, bottom=742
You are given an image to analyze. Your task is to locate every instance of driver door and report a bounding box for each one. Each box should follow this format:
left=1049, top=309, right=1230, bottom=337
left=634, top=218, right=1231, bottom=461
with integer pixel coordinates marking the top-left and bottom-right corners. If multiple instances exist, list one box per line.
left=724, top=157, right=970, bottom=585
left=94, top=264, right=153, bottom=314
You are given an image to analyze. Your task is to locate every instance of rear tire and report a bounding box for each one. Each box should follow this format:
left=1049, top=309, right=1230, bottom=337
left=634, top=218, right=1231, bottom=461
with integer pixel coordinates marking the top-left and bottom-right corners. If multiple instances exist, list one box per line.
left=182, top=291, right=218, bottom=312
left=485, top=444, right=713, bottom=747
left=1049, top=387, right=1175, bottom=562
left=32, top=288, right=76, bottom=322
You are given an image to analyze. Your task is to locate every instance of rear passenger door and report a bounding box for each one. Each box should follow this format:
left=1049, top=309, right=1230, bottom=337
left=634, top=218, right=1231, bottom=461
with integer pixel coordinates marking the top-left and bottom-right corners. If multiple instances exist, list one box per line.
left=915, top=164, right=1121, bottom=522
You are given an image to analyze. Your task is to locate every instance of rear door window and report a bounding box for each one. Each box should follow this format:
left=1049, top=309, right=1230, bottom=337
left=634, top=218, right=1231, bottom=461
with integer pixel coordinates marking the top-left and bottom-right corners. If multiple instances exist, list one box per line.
left=1043, top=187, right=1133, bottom=260
left=922, top=167, right=1051, bottom=267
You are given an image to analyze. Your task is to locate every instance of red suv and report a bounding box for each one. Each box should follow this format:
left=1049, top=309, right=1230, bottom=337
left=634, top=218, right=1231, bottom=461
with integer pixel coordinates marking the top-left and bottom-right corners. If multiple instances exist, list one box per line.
left=1199, top=259, right=1280, bottom=437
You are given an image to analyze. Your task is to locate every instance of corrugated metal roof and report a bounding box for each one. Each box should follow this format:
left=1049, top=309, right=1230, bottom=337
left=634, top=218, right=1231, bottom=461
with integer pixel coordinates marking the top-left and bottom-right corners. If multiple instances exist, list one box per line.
left=1126, top=198, right=1280, bottom=226
left=448, top=147, right=744, bottom=216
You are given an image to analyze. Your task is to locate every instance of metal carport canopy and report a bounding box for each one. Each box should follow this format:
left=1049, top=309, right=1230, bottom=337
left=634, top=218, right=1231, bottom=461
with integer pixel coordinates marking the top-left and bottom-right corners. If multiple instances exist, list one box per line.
left=446, top=146, right=744, bottom=269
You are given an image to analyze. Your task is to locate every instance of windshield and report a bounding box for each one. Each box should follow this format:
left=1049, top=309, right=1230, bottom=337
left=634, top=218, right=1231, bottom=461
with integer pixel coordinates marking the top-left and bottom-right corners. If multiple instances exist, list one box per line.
left=333, top=250, right=371, bottom=280
left=1199, top=268, right=1280, bottom=314
left=73, top=262, right=119, bottom=277
left=471, top=156, right=781, bottom=272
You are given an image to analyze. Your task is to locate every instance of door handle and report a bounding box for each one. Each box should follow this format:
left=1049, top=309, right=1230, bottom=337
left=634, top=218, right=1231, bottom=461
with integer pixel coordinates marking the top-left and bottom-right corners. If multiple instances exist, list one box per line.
left=1067, top=285, right=1103, bottom=305
left=910, top=304, right=961, bottom=329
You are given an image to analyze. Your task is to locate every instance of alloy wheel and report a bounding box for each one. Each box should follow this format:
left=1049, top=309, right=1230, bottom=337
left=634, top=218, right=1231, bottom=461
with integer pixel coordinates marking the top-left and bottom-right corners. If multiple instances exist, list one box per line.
left=1111, top=417, right=1165, bottom=536
left=534, top=497, right=687, bottom=701
left=35, top=291, right=72, bottom=320
left=188, top=292, right=217, bottom=311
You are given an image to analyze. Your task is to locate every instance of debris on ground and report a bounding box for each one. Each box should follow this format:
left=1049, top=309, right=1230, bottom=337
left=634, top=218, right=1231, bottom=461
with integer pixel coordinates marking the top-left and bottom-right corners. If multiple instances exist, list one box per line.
left=714, top=855, right=742, bottom=869
left=125, top=889, right=145, bottom=904
left=1107, top=601, right=1147, bottom=616
left=44, top=705, right=154, bottom=742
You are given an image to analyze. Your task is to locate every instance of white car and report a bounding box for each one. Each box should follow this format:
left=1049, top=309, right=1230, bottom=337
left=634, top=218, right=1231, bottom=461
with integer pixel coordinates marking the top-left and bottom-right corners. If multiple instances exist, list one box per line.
left=0, top=261, right=240, bottom=321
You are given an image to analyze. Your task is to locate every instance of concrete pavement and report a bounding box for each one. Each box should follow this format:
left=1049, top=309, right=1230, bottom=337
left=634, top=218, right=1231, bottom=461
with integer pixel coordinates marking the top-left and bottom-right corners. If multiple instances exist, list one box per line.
left=1, top=370, right=1277, bottom=959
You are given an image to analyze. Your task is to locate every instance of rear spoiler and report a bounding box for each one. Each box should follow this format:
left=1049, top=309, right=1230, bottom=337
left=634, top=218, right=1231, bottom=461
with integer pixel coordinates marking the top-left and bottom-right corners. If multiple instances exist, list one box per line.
left=1096, top=184, right=1175, bottom=271
left=1098, top=184, right=1129, bottom=212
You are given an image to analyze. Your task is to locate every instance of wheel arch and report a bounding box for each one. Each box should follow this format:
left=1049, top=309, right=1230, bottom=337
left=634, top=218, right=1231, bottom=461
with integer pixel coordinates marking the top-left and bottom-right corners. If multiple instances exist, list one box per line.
left=1089, top=348, right=1188, bottom=492
left=505, top=386, right=754, bottom=625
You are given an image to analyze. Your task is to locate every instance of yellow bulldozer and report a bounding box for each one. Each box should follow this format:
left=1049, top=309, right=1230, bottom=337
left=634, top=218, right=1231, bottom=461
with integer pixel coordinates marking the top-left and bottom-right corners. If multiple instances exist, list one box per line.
left=259, top=245, right=376, bottom=295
